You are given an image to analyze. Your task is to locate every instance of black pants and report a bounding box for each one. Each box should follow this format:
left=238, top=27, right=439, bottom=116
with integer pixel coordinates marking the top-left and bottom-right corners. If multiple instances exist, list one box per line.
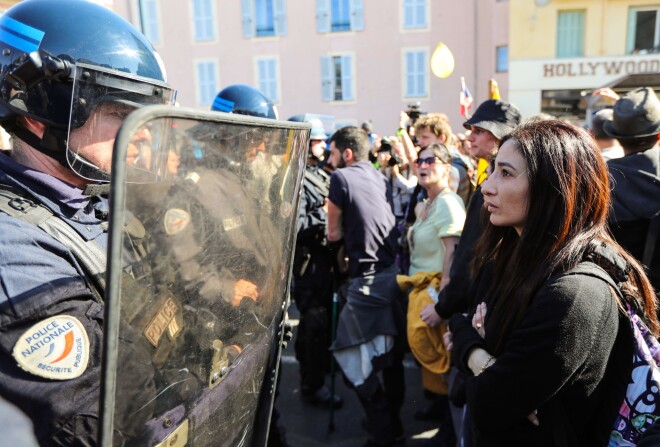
left=351, top=346, right=405, bottom=446
left=293, top=287, right=333, bottom=394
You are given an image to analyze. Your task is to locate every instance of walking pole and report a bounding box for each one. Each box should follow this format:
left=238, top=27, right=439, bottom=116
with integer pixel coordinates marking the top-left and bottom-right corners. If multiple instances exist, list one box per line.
left=328, top=289, right=339, bottom=433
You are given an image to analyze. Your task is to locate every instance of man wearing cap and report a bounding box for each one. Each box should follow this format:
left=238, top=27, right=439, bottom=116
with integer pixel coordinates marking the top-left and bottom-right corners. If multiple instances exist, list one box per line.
left=291, top=117, right=343, bottom=408
left=588, top=108, right=624, bottom=161
left=603, top=87, right=660, bottom=296
left=419, top=99, right=521, bottom=445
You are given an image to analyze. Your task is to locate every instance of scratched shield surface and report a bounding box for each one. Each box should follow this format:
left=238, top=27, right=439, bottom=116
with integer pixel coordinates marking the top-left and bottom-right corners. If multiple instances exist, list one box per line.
left=102, top=107, right=309, bottom=447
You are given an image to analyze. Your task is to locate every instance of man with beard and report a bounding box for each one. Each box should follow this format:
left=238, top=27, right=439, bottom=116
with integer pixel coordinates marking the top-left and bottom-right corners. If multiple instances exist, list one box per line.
left=326, top=126, right=405, bottom=447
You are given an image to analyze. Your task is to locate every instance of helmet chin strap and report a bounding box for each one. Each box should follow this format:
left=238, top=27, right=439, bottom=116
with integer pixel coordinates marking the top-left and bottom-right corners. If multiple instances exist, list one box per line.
left=12, top=124, right=111, bottom=195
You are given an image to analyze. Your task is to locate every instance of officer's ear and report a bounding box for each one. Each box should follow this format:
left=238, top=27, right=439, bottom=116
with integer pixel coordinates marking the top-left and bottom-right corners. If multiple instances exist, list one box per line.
left=20, top=116, right=46, bottom=138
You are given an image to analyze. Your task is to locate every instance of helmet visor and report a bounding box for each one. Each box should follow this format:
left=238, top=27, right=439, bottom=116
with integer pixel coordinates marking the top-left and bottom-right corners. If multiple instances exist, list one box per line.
left=67, top=63, right=176, bottom=182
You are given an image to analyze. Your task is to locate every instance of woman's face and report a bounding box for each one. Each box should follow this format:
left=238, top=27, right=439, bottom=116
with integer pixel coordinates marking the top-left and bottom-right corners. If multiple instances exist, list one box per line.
left=481, top=140, right=530, bottom=235
left=416, top=148, right=449, bottom=190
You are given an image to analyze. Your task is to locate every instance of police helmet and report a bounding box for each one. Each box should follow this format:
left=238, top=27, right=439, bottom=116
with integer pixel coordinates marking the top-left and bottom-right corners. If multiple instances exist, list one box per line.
left=0, top=0, right=176, bottom=182
left=211, top=84, right=277, bottom=119
left=309, top=118, right=328, bottom=141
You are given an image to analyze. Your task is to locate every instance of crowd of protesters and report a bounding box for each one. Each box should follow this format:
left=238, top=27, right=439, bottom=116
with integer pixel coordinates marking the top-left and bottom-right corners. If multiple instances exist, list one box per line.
left=287, top=86, right=660, bottom=447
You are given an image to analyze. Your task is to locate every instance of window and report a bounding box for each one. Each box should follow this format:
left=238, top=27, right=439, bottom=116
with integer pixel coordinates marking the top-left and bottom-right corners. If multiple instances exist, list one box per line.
left=139, top=0, right=161, bottom=45
left=196, top=60, right=218, bottom=106
left=241, top=0, right=287, bottom=38
left=317, top=0, right=364, bottom=33
left=404, top=50, right=428, bottom=98
left=192, top=0, right=216, bottom=42
left=556, top=10, right=585, bottom=58
left=321, top=54, right=354, bottom=101
left=496, top=45, right=508, bottom=72
left=256, top=57, right=280, bottom=103
left=627, top=7, right=660, bottom=54
left=403, top=0, right=427, bottom=30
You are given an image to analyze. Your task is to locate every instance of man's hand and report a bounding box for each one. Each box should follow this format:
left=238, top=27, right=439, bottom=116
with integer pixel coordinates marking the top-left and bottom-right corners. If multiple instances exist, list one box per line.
left=592, top=87, right=620, bottom=104
left=232, top=279, right=258, bottom=307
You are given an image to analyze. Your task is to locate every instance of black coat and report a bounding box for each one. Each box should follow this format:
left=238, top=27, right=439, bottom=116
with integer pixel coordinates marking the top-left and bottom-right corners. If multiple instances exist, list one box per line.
left=454, top=249, right=634, bottom=447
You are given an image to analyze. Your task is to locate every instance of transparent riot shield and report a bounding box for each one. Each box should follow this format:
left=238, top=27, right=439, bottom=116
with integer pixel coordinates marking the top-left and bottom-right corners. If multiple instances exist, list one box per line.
left=100, top=106, right=309, bottom=447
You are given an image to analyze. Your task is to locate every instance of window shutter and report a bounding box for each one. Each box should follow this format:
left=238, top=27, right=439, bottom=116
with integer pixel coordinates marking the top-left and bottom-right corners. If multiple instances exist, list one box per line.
left=341, top=56, right=354, bottom=100
left=417, top=0, right=427, bottom=28
left=405, top=52, right=414, bottom=96
left=403, top=0, right=413, bottom=28
left=417, top=51, right=427, bottom=96
left=350, top=0, right=364, bottom=31
left=242, top=0, right=255, bottom=38
left=557, top=11, right=585, bottom=57
left=274, top=0, right=287, bottom=35
left=317, top=0, right=330, bottom=33
left=321, top=55, right=334, bottom=101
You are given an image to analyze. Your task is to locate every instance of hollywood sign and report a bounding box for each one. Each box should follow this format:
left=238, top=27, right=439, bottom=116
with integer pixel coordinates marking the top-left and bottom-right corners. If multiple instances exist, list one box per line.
left=543, top=58, right=660, bottom=78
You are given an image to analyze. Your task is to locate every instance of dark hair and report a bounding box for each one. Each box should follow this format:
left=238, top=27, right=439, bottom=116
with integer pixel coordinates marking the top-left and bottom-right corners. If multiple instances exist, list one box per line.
left=420, top=142, right=452, bottom=165
left=619, top=134, right=658, bottom=152
left=473, top=120, right=659, bottom=353
left=329, top=126, right=370, bottom=161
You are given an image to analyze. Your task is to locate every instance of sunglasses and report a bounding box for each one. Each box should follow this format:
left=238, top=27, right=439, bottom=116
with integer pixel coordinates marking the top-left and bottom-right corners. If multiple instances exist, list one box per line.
left=415, top=157, right=441, bottom=166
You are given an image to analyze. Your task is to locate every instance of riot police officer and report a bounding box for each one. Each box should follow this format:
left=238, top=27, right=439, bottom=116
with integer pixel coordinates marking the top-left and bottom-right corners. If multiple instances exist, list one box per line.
left=0, top=1, right=175, bottom=445
left=288, top=116, right=343, bottom=408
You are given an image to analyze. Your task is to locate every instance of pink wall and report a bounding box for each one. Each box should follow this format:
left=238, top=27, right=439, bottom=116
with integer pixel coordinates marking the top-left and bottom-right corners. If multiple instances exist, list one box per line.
left=114, top=0, right=510, bottom=136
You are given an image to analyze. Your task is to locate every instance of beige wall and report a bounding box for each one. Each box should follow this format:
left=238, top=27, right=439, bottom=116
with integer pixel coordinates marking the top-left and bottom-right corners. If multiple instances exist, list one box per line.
left=112, top=0, right=510, bottom=135
left=509, top=0, right=660, bottom=119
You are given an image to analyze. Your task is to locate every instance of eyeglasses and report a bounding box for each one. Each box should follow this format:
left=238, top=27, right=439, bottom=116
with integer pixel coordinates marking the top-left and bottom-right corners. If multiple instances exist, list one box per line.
left=415, top=157, right=440, bottom=166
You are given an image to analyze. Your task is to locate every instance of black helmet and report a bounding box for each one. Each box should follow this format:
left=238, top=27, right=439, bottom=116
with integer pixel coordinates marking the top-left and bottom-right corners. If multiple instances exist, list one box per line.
left=0, top=0, right=176, bottom=182
left=211, top=84, right=277, bottom=119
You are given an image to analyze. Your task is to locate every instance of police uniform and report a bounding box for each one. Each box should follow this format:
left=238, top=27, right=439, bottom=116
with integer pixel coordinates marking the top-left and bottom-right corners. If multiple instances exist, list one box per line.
left=0, top=152, right=156, bottom=446
left=292, top=164, right=336, bottom=399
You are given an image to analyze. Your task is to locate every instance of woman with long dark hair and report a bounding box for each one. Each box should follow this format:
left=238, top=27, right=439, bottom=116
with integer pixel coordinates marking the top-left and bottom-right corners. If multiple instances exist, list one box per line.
left=447, top=120, right=659, bottom=446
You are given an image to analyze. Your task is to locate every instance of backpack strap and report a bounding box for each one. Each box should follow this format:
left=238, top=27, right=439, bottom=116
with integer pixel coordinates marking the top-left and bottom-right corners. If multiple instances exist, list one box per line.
left=0, top=185, right=106, bottom=300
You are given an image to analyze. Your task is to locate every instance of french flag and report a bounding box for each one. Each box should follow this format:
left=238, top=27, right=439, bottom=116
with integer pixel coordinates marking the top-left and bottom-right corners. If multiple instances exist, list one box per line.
left=460, top=77, right=473, bottom=118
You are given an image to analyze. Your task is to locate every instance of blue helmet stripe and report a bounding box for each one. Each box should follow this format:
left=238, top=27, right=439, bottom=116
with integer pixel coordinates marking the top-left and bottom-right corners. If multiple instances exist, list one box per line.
left=0, top=16, right=44, bottom=53
left=212, top=96, right=234, bottom=112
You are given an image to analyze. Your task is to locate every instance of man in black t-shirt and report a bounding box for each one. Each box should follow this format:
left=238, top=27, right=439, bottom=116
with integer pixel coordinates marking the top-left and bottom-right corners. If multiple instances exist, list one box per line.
left=327, top=126, right=405, bottom=447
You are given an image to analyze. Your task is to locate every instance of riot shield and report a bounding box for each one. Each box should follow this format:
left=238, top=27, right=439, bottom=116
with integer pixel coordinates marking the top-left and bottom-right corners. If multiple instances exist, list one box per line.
left=100, top=106, right=309, bottom=447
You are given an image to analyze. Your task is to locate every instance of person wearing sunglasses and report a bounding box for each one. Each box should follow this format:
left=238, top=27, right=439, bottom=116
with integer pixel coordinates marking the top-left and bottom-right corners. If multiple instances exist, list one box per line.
left=405, top=142, right=466, bottom=446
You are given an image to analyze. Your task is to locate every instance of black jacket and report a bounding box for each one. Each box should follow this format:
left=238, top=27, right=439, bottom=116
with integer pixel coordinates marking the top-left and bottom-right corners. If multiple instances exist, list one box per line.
left=452, top=245, right=634, bottom=447
left=607, top=146, right=660, bottom=294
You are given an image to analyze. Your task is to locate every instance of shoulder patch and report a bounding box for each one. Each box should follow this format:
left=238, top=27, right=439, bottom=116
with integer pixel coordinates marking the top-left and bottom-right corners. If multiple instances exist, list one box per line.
left=12, top=315, right=90, bottom=380
left=164, top=208, right=191, bottom=235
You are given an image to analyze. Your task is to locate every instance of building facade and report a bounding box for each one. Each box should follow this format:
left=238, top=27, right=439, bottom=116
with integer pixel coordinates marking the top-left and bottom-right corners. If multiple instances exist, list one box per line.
left=509, top=0, right=660, bottom=122
left=111, top=0, right=510, bottom=133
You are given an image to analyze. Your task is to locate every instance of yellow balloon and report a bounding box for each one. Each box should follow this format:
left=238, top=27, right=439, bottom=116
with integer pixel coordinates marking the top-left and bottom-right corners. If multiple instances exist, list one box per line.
left=431, top=42, right=455, bottom=79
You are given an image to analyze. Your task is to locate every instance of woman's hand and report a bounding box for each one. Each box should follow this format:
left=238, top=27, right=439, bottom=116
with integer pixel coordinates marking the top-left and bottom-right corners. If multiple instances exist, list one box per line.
left=443, top=329, right=452, bottom=351
left=472, top=302, right=487, bottom=338
left=420, top=303, right=442, bottom=327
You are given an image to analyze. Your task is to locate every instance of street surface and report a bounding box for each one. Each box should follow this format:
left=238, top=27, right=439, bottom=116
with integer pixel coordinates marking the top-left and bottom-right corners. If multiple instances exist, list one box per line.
left=274, top=303, right=442, bottom=446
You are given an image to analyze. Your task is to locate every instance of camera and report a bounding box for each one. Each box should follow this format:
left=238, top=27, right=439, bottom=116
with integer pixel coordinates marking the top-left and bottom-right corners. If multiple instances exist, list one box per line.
left=406, top=102, right=425, bottom=125
left=379, top=137, right=393, bottom=153
left=388, top=153, right=403, bottom=167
